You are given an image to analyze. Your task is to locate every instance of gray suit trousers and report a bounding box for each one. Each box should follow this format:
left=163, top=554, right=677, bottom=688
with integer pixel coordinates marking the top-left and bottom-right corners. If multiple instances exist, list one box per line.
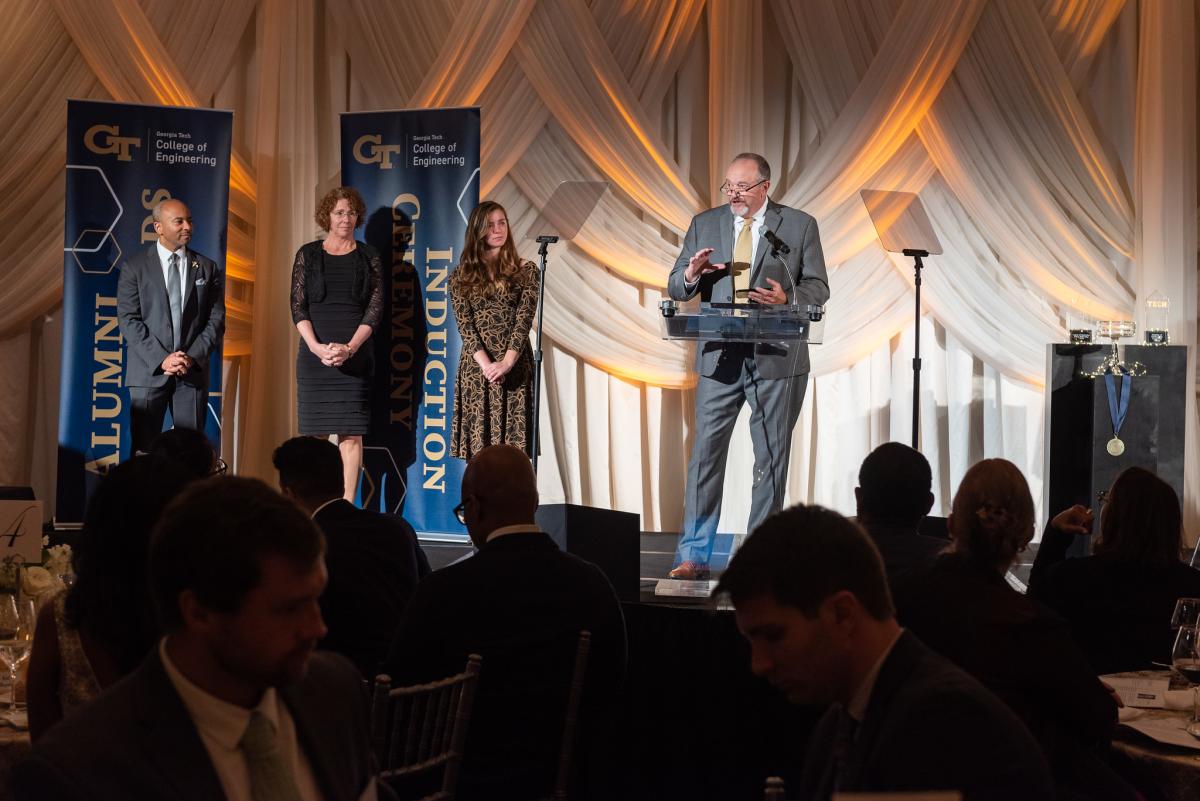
left=675, top=345, right=808, bottom=566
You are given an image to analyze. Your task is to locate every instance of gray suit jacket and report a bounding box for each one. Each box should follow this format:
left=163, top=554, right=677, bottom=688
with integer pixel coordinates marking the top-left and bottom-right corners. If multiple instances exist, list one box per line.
left=117, top=245, right=225, bottom=388
left=13, top=650, right=379, bottom=801
left=666, top=200, right=829, bottom=378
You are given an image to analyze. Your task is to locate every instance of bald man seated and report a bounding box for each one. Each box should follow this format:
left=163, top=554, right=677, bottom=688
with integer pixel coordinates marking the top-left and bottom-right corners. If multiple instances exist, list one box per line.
left=383, top=445, right=627, bottom=801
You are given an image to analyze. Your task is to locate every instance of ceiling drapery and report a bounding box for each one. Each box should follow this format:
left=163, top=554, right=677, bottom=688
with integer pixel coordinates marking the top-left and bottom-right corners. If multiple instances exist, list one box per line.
left=0, top=0, right=1195, bottom=535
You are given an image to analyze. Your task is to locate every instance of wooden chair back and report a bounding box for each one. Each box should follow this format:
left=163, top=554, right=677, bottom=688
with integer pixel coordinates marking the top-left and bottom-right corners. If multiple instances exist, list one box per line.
left=549, top=630, right=591, bottom=801
left=371, top=654, right=482, bottom=801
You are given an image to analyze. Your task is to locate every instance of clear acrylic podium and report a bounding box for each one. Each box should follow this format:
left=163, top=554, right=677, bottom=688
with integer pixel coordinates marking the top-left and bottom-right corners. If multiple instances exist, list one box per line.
left=658, top=301, right=825, bottom=345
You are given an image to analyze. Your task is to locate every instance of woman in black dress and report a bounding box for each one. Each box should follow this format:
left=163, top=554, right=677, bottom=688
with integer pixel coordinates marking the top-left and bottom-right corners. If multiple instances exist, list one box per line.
left=290, top=187, right=383, bottom=500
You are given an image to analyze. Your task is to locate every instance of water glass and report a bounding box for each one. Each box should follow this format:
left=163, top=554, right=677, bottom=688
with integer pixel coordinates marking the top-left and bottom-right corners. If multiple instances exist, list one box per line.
left=0, top=595, right=35, bottom=709
left=1171, top=598, right=1200, bottom=629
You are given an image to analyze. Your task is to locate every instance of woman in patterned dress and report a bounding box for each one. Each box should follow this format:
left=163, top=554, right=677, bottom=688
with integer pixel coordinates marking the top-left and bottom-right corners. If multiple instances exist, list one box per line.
left=449, top=201, right=538, bottom=460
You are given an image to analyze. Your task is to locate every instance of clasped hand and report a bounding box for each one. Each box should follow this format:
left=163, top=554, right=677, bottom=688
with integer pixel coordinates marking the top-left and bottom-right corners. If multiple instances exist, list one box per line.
left=481, top=353, right=518, bottom=385
left=160, top=351, right=192, bottom=376
left=313, top=341, right=352, bottom=367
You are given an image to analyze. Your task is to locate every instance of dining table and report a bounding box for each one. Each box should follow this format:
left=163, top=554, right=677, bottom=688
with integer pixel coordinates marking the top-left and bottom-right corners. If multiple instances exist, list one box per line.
left=1105, top=671, right=1200, bottom=801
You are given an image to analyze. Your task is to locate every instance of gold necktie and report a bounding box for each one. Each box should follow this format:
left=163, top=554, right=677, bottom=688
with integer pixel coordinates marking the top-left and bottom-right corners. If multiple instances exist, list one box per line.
left=733, top=219, right=753, bottom=298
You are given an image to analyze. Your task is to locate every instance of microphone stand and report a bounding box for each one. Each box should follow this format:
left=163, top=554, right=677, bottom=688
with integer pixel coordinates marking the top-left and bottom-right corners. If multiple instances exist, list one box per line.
left=530, top=235, right=558, bottom=473
left=903, top=248, right=928, bottom=449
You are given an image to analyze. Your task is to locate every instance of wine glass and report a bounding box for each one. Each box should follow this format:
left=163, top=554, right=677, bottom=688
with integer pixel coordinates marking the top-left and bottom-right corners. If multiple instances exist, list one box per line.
left=0, top=594, right=34, bottom=710
left=1171, top=598, right=1200, bottom=630
left=1171, top=625, right=1200, bottom=686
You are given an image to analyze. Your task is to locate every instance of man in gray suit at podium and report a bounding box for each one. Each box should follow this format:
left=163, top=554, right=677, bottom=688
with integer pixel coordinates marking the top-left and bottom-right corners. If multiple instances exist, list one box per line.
left=117, top=198, right=225, bottom=454
left=665, top=153, right=829, bottom=579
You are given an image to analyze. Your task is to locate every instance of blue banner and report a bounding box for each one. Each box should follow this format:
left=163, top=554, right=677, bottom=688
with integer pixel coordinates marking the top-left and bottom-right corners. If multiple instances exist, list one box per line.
left=57, top=100, right=232, bottom=522
left=341, top=108, right=480, bottom=539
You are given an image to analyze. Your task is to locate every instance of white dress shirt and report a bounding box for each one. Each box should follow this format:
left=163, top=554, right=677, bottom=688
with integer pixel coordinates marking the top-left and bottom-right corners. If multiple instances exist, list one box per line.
left=158, top=638, right=346, bottom=801
left=156, top=240, right=188, bottom=315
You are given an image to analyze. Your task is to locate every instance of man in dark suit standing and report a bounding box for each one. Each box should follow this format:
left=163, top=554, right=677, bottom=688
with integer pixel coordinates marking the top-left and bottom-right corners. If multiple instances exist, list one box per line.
left=13, top=477, right=383, bottom=801
left=385, top=444, right=626, bottom=801
left=716, top=505, right=1053, bottom=801
left=666, top=153, right=830, bottom=579
left=273, top=435, right=428, bottom=679
left=118, top=197, right=225, bottom=454
left=854, top=442, right=945, bottom=583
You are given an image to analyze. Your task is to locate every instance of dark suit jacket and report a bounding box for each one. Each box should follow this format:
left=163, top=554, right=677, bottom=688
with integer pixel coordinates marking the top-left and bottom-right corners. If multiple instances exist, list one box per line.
left=856, top=519, right=946, bottom=584
left=313, top=499, right=426, bottom=678
left=384, top=531, right=627, bottom=801
left=117, top=245, right=225, bottom=388
left=798, top=631, right=1054, bottom=801
left=1030, top=523, right=1200, bottom=674
left=12, top=650, right=376, bottom=801
left=894, top=554, right=1133, bottom=800
left=666, top=200, right=829, bottom=378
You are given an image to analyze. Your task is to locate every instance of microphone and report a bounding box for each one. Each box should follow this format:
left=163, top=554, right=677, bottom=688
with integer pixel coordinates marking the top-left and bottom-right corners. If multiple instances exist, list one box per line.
left=760, top=227, right=791, bottom=255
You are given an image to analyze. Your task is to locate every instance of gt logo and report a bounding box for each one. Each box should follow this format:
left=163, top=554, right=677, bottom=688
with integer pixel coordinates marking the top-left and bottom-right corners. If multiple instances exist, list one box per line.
left=84, top=125, right=141, bottom=161
left=353, top=134, right=403, bottom=169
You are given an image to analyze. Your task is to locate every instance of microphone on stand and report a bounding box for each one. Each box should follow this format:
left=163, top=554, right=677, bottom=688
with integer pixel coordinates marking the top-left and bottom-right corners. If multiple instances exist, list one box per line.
left=760, top=227, right=791, bottom=255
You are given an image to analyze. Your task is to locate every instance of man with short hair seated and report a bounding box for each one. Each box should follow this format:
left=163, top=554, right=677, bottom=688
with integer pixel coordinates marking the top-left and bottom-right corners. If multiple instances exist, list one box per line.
left=716, top=505, right=1054, bottom=801
left=273, top=435, right=427, bottom=679
left=854, top=442, right=945, bottom=582
left=14, top=477, right=382, bottom=801
left=384, top=444, right=627, bottom=801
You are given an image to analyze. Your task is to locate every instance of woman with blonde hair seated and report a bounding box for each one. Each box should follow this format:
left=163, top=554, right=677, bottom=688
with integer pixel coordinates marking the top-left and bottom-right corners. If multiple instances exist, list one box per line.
left=893, top=459, right=1133, bottom=801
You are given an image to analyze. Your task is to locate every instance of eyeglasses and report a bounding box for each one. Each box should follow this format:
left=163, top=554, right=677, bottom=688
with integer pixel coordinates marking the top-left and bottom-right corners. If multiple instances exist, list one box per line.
left=453, top=500, right=467, bottom=525
left=331, top=209, right=359, bottom=218
left=719, top=179, right=768, bottom=197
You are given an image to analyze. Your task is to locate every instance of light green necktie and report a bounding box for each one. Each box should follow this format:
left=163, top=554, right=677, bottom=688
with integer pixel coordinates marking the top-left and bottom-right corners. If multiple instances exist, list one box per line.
left=239, top=710, right=303, bottom=801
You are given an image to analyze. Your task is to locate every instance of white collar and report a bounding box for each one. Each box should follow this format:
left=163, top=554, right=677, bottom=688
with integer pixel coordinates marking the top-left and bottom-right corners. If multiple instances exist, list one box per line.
left=159, top=637, right=280, bottom=752
left=156, top=240, right=187, bottom=265
left=846, top=627, right=904, bottom=722
left=485, top=523, right=541, bottom=543
left=735, top=198, right=769, bottom=228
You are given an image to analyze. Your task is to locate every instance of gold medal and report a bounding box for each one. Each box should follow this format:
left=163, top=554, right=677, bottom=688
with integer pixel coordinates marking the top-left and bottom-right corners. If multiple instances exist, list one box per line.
left=1107, top=437, right=1125, bottom=456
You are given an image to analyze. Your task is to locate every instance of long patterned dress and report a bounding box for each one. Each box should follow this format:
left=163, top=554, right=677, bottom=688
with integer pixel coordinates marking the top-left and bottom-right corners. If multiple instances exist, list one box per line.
left=450, top=260, right=539, bottom=459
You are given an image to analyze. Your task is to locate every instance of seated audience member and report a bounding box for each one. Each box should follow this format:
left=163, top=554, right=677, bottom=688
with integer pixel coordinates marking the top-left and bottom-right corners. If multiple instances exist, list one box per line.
left=893, top=459, right=1132, bottom=801
left=716, top=504, right=1053, bottom=801
left=26, top=455, right=192, bottom=742
left=384, top=444, right=627, bottom=801
left=146, top=426, right=222, bottom=480
left=273, top=435, right=427, bottom=678
left=1030, top=466, right=1200, bottom=674
left=14, top=478, right=381, bottom=801
left=854, top=442, right=945, bottom=581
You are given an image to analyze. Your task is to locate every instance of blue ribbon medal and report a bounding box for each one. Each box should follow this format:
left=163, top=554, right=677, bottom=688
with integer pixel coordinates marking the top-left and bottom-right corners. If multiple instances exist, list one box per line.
left=1104, top=374, right=1131, bottom=456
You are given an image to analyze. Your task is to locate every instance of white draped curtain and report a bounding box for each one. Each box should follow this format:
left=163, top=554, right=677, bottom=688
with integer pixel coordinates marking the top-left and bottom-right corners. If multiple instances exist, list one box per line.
left=0, top=0, right=1196, bottom=542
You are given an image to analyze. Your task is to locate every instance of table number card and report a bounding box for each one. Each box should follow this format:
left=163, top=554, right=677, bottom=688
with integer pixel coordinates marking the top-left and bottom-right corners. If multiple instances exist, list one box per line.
left=0, top=500, right=44, bottom=567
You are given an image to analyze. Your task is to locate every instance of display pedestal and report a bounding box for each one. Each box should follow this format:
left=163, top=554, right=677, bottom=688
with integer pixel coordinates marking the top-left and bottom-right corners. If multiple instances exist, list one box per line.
left=1045, top=344, right=1187, bottom=556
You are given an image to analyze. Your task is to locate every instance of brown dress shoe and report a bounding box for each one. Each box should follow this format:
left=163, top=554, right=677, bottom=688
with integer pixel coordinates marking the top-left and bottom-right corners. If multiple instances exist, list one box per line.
left=668, top=561, right=711, bottom=580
